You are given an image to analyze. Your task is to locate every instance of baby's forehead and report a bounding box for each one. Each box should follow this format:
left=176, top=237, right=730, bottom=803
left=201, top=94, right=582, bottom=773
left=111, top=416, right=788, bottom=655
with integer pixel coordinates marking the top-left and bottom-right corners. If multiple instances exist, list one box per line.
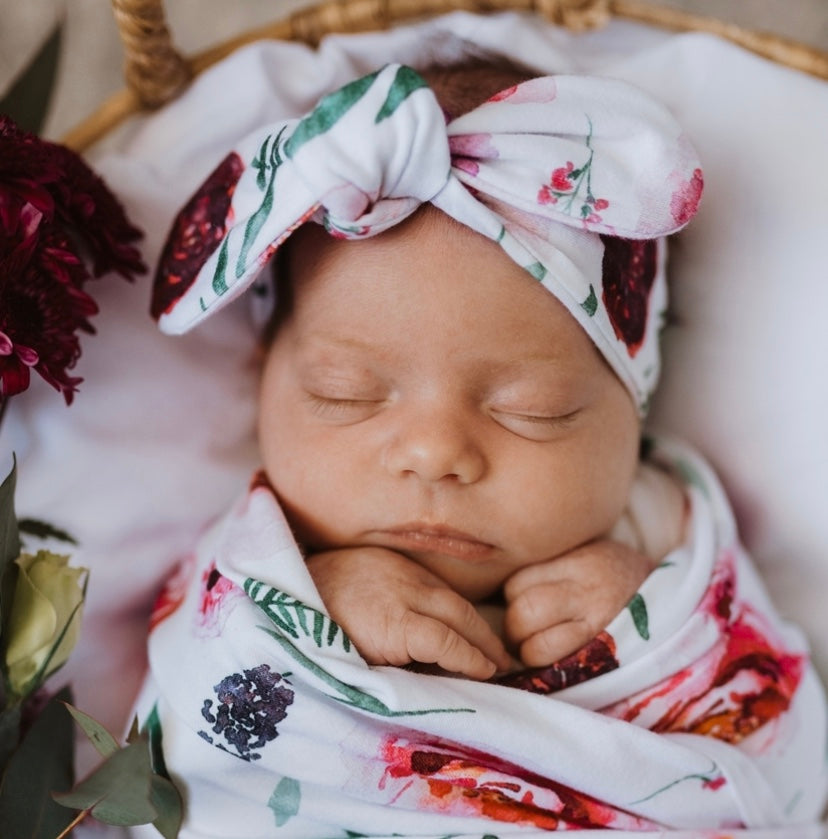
left=277, top=211, right=601, bottom=366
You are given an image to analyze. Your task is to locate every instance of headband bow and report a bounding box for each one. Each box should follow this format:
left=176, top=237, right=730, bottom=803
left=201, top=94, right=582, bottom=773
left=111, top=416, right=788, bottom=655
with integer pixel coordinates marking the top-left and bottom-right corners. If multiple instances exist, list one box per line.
left=152, top=64, right=703, bottom=412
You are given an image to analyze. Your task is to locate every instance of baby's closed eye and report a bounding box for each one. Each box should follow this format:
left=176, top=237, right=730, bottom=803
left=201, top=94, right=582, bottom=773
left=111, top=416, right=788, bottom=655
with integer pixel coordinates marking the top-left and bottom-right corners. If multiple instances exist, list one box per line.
left=304, top=392, right=387, bottom=420
left=488, top=407, right=581, bottom=440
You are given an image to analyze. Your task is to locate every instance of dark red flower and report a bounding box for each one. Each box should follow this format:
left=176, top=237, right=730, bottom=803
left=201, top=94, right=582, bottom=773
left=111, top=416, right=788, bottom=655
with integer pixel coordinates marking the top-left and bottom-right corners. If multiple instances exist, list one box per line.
left=495, top=631, right=619, bottom=694
left=0, top=115, right=146, bottom=404
left=151, top=152, right=245, bottom=320
left=600, top=236, right=658, bottom=358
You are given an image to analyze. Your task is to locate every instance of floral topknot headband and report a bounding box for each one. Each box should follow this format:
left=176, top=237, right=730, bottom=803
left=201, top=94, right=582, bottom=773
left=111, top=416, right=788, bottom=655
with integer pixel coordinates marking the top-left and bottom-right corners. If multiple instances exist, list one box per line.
left=152, top=64, right=703, bottom=413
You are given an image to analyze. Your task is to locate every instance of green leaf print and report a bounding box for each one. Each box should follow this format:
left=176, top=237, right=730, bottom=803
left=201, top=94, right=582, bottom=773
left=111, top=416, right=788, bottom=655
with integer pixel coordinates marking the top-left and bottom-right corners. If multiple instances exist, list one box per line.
left=524, top=261, right=547, bottom=281
left=238, top=126, right=287, bottom=278
left=284, top=70, right=381, bottom=159
left=627, top=760, right=722, bottom=806
left=245, top=579, right=351, bottom=652
left=268, top=776, right=301, bottom=827
left=627, top=592, right=650, bottom=640
left=581, top=284, right=598, bottom=316
left=211, top=233, right=231, bottom=296
left=375, top=65, right=429, bottom=123
left=245, top=579, right=473, bottom=717
left=259, top=625, right=473, bottom=718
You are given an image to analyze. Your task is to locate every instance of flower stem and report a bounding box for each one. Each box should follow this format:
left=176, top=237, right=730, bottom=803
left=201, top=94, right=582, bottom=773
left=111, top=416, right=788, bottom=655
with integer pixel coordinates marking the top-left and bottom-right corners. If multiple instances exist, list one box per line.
left=0, top=395, right=8, bottom=431
left=55, top=807, right=89, bottom=839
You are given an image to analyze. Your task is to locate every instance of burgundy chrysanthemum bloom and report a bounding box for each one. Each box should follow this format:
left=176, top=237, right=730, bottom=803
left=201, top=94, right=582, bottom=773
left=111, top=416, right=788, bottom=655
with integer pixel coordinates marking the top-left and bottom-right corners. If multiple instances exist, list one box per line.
left=0, top=115, right=146, bottom=404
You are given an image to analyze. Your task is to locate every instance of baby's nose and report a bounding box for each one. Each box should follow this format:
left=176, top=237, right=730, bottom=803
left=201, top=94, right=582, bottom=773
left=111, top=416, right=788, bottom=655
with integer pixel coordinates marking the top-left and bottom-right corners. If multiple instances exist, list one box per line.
left=383, top=406, right=486, bottom=485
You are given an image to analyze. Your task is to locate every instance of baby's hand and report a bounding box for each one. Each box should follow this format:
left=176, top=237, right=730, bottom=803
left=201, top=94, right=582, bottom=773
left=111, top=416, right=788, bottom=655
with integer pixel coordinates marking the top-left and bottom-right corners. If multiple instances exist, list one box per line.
left=503, top=540, right=656, bottom=668
left=306, top=547, right=512, bottom=680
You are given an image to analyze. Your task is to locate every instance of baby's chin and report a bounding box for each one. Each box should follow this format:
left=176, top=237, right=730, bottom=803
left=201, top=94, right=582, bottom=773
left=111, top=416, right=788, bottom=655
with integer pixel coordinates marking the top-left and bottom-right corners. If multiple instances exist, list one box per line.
left=422, top=562, right=507, bottom=604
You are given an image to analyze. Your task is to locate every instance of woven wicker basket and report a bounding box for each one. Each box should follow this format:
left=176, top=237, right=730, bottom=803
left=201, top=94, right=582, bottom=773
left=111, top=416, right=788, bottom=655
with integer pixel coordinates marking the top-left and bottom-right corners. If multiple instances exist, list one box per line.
left=62, top=0, right=828, bottom=151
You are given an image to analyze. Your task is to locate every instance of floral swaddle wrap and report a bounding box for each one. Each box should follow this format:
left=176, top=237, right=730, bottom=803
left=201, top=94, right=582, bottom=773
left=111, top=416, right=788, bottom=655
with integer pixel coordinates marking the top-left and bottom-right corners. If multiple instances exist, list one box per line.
left=136, top=438, right=827, bottom=837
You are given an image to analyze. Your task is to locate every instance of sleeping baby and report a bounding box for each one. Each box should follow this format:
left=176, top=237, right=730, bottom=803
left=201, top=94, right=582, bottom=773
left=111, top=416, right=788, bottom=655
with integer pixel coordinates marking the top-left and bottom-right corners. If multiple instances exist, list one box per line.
left=135, top=60, right=828, bottom=837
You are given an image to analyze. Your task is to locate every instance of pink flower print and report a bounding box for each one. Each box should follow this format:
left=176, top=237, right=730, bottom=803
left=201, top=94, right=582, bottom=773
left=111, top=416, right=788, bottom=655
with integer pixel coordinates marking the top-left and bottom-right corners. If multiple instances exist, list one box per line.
left=488, top=77, right=558, bottom=104
left=536, top=143, right=610, bottom=228
left=196, top=560, right=244, bottom=637
left=670, top=167, right=704, bottom=226
left=149, top=553, right=196, bottom=632
left=489, top=83, right=520, bottom=103
left=537, top=163, right=577, bottom=206
left=449, top=133, right=498, bottom=178
left=583, top=196, right=610, bottom=225
left=551, top=161, right=575, bottom=192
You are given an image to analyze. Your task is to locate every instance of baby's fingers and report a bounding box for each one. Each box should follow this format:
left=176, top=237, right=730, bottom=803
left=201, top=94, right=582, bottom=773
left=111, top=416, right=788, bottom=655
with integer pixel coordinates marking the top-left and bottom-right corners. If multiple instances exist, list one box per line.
left=422, top=587, right=512, bottom=672
left=504, top=581, right=580, bottom=646
left=402, top=612, right=502, bottom=680
left=517, top=619, right=594, bottom=668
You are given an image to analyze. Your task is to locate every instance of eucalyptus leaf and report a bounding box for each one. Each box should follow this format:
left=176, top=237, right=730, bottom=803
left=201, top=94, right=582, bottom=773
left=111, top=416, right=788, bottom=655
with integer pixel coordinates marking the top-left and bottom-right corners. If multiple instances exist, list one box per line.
left=18, top=518, right=78, bottom=547
left=150, top=773, right=184, bottom=839
left=0, top=21, right=63, bottom=135
left=0, top=686, right=75, bottom=839
left=53, top=736, right=158, bottom=826
left=64, top=702, right=119, bottom=758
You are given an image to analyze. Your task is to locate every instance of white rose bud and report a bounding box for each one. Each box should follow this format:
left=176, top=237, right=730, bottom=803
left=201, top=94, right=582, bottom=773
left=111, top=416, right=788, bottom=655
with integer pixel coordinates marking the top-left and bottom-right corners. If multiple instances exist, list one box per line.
left=3, top=551, right=87, bottom=699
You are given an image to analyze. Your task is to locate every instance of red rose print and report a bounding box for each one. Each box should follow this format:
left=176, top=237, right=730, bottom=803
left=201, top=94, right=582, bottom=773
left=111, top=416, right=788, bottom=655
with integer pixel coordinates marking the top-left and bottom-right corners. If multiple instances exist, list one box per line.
left=378, top=734, right=656, bottom=830
left=604, top=550, right=805, bottom=744
left=496, top=631, right=619, bottom=694
left=600, top=236, right=658, bottom=358
left=151, top=151, right=245, bottom=319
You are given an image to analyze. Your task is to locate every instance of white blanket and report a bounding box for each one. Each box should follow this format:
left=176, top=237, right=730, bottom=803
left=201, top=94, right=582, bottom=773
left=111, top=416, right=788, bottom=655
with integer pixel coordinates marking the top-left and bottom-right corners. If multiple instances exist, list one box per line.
left=135, top=438, right=827, bottom=837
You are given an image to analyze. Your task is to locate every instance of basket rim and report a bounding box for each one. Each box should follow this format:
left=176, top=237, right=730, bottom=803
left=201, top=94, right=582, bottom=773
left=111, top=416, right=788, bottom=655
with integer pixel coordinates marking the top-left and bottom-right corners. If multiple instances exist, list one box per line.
left=63, top=0, right=828, bottom=152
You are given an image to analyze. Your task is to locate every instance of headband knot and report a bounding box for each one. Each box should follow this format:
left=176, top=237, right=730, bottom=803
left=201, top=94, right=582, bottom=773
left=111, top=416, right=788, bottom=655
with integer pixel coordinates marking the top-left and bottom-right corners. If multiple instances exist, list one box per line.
left=152, top=63, right=703, bottom=413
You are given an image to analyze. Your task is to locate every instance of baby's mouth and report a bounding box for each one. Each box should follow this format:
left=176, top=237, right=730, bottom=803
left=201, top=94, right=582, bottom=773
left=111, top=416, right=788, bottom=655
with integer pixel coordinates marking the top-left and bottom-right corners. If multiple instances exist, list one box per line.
left=373, top=524, right=496, bottom=561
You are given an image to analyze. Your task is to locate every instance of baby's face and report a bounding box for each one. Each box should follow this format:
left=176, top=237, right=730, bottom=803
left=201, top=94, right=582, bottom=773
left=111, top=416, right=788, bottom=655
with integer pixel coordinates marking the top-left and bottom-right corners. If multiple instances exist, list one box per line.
left=259, top=207, right=640, bottom=601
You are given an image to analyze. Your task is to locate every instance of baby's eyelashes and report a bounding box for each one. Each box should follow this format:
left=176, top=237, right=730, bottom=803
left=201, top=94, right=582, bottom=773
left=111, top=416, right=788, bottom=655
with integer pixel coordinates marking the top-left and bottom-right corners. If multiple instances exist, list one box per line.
left=488, top=407, right=581, bottom=441
left=304, top=393, right=387, bottom=421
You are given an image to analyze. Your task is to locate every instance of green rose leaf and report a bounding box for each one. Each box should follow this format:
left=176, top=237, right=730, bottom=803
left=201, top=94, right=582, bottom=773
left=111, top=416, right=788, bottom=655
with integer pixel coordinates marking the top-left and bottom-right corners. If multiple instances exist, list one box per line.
left=0, top=458, right=22, bottom=631
left=0, top=706, right=22, bottom=768
left=0, top=686, right=75, bottom=838
left=2, top=551, right=87, bottom=699
left=17, top=518, right=78, bottom=547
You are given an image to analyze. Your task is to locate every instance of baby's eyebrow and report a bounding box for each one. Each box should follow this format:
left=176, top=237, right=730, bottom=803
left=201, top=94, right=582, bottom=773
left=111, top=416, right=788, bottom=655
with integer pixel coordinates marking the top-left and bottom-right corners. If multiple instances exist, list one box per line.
left=303, top=333, right=380, bottom=353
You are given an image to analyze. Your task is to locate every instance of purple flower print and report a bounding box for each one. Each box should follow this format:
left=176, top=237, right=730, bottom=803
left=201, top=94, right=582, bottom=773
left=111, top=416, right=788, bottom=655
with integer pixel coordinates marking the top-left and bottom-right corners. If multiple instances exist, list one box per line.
left=199, top=664, right=294, bottom=760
